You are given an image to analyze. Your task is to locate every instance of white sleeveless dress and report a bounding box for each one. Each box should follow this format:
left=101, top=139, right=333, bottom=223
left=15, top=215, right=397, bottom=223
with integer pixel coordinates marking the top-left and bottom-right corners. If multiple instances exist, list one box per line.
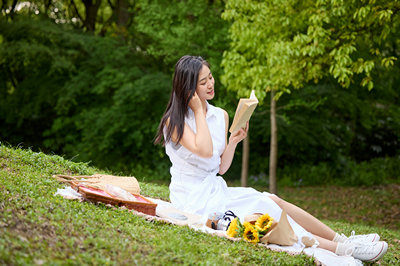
left=165, top=102, right=313, bottom=245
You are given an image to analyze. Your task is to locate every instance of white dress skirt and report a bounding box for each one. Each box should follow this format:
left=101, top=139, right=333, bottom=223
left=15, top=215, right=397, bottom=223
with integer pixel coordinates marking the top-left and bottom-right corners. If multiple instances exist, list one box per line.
left=165, top=102, right=314, bottom=246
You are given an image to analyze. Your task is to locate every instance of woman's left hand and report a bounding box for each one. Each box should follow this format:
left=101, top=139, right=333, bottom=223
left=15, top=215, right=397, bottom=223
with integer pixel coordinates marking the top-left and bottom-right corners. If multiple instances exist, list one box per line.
left=229, top=122, right=249, bottom=145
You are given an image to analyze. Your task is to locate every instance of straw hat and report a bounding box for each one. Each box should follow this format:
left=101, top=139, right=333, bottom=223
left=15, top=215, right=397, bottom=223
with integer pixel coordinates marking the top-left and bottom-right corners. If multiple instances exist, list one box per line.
left=53, top=174, right=140, bottom=195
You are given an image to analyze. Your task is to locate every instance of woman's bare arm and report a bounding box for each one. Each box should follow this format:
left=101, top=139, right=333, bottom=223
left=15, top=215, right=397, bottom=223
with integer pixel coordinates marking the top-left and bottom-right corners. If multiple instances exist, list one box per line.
left=219, top=110, right=248, bottom=175
left=171, top=93, right=213, bottom=158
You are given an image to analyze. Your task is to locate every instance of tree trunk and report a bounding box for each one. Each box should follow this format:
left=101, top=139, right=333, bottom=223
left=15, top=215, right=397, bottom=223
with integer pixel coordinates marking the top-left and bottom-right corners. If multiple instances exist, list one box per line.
left=82, top=0, right=101, bottom=32
left=44, top=0, right=51, bottom=15
left=5, top=0, right=19, bottom=20
left=269, top=90, right=278, bottom=194
left=116, top=0, right=130, bottom=26
left=241, top=133, right=249, bottom=187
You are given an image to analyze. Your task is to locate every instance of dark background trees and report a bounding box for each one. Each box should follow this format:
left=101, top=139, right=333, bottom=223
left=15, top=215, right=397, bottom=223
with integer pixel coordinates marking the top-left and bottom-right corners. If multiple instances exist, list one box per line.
left=1, top=0, right=399, bottom=187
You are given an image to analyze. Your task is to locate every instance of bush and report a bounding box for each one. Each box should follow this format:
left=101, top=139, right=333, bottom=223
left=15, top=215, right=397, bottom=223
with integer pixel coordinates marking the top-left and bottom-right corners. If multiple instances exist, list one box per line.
left=278, top=156, right=400, bottom=187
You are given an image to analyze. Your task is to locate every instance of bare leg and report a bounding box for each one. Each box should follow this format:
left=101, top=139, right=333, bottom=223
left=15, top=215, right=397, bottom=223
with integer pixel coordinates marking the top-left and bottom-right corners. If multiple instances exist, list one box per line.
left=314, top=236, right=338, bottom=253
left=269, top=195, right=336, bottom=240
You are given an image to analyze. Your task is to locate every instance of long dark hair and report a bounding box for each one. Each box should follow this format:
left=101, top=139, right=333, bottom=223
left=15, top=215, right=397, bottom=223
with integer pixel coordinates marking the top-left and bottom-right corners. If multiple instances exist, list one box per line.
left=154, top=55, right=210, bottom=145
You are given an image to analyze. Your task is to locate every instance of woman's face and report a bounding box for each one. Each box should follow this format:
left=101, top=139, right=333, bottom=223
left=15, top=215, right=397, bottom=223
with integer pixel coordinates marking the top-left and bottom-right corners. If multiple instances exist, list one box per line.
left=196, top=64, right=215, bottom=101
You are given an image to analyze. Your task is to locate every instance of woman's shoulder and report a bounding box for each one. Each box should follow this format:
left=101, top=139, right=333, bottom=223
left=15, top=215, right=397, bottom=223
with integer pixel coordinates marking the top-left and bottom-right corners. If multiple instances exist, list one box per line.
left=216, top=106, right=228, bottom=118
left=218, top=107, right=228, bottom=120
left=208, top=103, right=228, bottom=124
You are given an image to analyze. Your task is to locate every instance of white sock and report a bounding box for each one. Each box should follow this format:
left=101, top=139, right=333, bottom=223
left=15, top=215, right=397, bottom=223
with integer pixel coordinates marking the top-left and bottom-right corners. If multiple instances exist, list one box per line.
left=335, top=242, right=354, bottom=256
left=333, top=232, right=348, bottom=243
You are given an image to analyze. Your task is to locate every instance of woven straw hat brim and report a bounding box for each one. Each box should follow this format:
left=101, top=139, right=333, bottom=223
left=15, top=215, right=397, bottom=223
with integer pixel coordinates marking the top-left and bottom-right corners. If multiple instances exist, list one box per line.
left=53, top=174, right=140, bottom=195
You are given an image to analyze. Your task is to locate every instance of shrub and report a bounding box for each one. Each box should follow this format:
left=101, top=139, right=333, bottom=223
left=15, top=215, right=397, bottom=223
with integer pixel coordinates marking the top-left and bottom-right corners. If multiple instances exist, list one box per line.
left=278, top=156, right=400, bottom=187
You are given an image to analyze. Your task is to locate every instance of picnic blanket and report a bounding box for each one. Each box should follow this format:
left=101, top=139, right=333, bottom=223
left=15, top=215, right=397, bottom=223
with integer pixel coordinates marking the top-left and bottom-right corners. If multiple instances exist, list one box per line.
left=54, top=186, right=362, bottom=266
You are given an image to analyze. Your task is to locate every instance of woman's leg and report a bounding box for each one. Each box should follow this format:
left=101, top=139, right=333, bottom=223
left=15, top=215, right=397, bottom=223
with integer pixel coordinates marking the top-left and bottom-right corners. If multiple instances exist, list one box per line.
left=314, top=236, right=338, bottom=253
left=268, top=196, right=389, bottom=261
left=269, top=195, right=336, bottom=240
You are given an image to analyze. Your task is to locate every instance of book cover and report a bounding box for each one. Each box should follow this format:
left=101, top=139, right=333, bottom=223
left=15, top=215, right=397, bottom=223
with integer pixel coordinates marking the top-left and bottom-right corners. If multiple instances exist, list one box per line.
left=229, top=90, right=258, bottom=133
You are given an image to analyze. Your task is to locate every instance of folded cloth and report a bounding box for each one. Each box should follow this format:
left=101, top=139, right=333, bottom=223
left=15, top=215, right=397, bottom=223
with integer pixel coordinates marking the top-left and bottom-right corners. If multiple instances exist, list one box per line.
left=54, top=186, right=83, bottom=200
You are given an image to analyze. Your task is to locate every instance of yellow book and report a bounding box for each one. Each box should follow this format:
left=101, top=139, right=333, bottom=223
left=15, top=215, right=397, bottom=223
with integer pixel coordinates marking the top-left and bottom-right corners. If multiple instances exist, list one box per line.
left=229, top=90, right=259, bottom=133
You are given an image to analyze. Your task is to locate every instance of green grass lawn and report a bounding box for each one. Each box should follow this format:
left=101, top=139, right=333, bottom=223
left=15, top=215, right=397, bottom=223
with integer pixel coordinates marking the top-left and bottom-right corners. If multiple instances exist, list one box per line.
left=1, top=145, right=399, bottom=265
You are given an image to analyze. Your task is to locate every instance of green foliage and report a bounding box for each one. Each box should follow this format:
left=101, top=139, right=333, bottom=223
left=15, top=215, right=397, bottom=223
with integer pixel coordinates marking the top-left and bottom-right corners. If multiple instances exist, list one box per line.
left=0, top=16, right=83, bottom=146
left=0, top=16, right=173, bottom=177
left=133, top=0, right=234, bottom=113
left=220, top=0, right=400, bottom=185
left=134, top=0, right=229, bottom=74
left=229, top=78, right=400, bottom=185
left=344, top=157, right=400, bottom=186
left=222, top=0, right=400, bottom=97
left=0, top=1, right=234, bottom=179
left=0, top=0, right=239, bottom=180
left=1, top=0, right=133, bottom=34
left=278, top=156, right=400, bottom=187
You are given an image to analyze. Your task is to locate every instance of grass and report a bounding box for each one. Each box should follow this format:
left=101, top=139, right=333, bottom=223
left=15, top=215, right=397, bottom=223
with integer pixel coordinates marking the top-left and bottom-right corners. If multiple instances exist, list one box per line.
left=1, top=145, right=399, bottom=265
left=229, top=182, right=400, bottom=231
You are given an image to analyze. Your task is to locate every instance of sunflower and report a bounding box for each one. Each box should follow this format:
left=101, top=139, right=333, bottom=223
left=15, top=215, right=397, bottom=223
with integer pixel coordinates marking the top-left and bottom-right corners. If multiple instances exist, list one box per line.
left=255, top=213, right=274, bottom=232
left=227, top=217, right=244, bottom=238
left=243, top=222, right=260, bottom=243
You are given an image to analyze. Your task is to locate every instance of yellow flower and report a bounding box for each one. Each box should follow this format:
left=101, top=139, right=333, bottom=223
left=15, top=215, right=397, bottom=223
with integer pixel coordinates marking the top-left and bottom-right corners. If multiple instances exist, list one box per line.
left=255, top=213, right=274, bottom=232
left=243, top=221, right=260, bottom=243
left=227, top=217, right=244, bottom=238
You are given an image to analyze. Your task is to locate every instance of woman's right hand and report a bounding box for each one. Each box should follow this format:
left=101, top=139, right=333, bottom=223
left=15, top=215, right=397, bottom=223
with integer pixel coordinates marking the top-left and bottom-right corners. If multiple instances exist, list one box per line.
left=188, top=92, right=202, bottom=112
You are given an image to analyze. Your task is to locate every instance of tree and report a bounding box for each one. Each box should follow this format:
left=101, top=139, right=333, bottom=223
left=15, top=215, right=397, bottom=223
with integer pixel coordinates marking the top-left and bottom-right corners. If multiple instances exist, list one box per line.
left=133, top=0, right=229, bottom=75
left=222, top=0, right=399, bottom=193
left=0, top=0, right=136, bottom=35
left=0, top=1, right=232, bottom=180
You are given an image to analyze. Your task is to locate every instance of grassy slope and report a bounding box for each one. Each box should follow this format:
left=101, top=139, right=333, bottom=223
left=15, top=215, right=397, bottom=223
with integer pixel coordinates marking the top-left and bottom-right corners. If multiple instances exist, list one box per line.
left=0, top=145, right=399, bottom=265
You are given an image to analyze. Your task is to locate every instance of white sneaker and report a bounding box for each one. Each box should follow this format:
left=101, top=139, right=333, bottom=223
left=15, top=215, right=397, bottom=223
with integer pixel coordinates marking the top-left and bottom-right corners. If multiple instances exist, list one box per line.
left=344, top=230, right=380, bottom=244
left=349, top=241, right=388, bottom=262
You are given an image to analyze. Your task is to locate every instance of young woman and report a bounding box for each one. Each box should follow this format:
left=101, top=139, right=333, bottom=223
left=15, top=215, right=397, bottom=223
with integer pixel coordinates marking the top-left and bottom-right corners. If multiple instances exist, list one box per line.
left=155, top=55, right=388, bottom=262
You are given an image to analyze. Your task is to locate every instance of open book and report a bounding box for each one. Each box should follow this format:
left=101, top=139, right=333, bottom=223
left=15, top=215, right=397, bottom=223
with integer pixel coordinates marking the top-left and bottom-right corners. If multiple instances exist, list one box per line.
left=229, top=90, right=259, bottom=133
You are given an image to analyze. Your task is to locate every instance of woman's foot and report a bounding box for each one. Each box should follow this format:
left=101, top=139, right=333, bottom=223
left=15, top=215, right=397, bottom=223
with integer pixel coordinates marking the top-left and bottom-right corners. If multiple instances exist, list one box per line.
left=336, top=241, right=388, bottom=262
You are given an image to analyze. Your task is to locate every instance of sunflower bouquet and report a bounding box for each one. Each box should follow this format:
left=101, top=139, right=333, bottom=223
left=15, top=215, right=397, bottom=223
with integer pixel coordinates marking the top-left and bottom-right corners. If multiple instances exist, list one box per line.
left=226, top=217, right=244, bottom=238
left=227, top=213, right=275, bottom=243
left=226, top=210, right=298, bottom=246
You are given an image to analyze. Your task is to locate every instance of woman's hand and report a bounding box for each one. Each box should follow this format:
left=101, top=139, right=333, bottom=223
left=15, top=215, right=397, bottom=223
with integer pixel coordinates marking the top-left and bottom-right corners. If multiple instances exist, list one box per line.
left=229, top=121, right=249, bottom=145
left=188, top=92, right=202, bottom=112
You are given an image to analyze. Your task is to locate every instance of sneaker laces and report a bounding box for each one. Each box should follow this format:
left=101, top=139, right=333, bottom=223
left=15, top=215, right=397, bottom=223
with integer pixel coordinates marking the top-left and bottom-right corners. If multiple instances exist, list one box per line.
left=353, top=242, right=381, bottom=256
left=348, top=230, right=380, bottom=243
left=344, top=231, right=368, bottom=244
